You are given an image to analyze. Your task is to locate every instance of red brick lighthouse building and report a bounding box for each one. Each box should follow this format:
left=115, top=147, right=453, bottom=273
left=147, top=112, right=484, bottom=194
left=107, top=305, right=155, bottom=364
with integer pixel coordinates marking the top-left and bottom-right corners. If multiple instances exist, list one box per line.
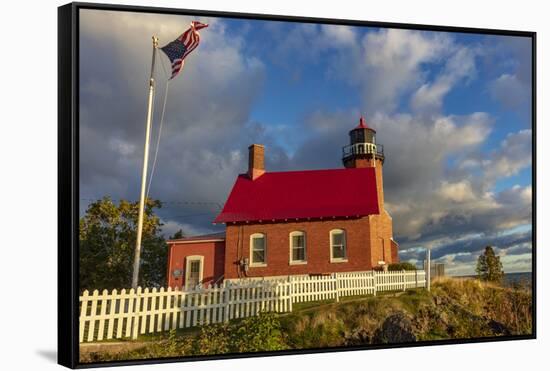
left=167, top=117, right=399, bottom=288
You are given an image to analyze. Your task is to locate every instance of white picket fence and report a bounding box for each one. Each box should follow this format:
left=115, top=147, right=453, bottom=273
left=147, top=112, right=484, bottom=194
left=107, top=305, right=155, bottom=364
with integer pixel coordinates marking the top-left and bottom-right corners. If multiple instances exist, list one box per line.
left=79, top=270, right=426, bottom=343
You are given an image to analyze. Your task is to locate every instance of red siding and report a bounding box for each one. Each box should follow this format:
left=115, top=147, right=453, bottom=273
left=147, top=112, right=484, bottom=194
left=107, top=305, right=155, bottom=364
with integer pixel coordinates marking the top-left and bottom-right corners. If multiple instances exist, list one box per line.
left=167, top=241, right=225, bottom=288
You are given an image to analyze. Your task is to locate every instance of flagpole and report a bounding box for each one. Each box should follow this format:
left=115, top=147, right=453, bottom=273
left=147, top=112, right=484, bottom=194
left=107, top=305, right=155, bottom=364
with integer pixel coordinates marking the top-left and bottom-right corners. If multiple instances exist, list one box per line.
left=132, top=35, right=159, bottom=290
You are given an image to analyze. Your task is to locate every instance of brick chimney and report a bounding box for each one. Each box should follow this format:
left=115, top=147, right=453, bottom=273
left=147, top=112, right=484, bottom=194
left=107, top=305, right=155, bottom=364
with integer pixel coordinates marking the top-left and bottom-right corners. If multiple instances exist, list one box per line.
left=248, top=144, right=265, bottom=180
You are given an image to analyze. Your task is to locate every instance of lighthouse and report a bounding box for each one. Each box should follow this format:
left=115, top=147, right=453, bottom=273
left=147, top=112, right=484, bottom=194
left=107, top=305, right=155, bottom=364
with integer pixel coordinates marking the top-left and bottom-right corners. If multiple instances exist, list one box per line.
left=342, top=116, right=386, bottom=212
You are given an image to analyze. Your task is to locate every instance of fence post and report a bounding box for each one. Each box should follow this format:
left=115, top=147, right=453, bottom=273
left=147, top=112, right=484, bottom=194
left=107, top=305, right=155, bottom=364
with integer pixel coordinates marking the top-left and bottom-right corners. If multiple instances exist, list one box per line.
left=132, top=286, right=141, bottom=340
left=373, top=270, right=377, bottom=296
left=415, top=269, right=418, bottom=288
left=402, top=270, right=406, bottom=291
left=332, top=273, right=339, bottom=302
left=79, top=290, right=89, bottom=343
left=287, top=276, right=293, bottom=312
left=223, top=281, right=230, bottom=323
left=87, top=290, right=99, bottom=342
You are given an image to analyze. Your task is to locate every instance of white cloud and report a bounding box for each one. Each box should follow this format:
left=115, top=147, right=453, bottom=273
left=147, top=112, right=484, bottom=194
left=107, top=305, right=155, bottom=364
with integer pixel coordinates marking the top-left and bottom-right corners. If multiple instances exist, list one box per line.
left=411, top=46, right=477, bottom=113
left=320, top=24, right=357, bottom=46
left=268, top=27, right=457, bottom=114
left=438, top=180, right=476, bottom=202
left=489, top=73, right=528, bottom=109
left=485, top=130, right=532, bottom=181
left=355, top=29, right=453, bottom=113
left=456, top=129, right=532, bottom=191
left=485, top=36, right=532, bottom=113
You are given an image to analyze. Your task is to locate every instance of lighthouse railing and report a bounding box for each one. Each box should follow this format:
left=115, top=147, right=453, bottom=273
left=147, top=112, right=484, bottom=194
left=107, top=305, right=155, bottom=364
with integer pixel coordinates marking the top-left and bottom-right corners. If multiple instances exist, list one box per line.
left=342, top=143, right=384, bottom=159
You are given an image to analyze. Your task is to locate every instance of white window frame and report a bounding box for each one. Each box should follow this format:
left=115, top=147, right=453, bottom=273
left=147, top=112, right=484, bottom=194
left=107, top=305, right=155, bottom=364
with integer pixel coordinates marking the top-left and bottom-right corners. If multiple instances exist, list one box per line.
left=250, top=233, right=267, bottom=267
left=330, top=229, right=348, bottom=263
left=289, top=231, right=307, bottom=265
left=185, top=255, right=204, bottom=289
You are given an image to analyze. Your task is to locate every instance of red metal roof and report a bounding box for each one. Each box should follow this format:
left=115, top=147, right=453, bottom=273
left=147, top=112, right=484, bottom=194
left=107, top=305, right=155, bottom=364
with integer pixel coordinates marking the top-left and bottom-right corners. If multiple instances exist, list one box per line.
left=214, top=167, right=379, bottom=224
left=355, top=116, right=375, bottom=132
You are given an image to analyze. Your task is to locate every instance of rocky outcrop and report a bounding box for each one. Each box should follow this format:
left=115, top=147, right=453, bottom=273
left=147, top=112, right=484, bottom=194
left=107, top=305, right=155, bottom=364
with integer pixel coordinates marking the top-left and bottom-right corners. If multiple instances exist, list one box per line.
left=373, top=312, right=417, bottom=344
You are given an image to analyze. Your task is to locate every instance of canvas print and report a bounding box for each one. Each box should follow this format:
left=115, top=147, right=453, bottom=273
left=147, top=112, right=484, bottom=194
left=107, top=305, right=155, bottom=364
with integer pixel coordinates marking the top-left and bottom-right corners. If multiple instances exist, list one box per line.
left=76, top=6, right=534, bottom=364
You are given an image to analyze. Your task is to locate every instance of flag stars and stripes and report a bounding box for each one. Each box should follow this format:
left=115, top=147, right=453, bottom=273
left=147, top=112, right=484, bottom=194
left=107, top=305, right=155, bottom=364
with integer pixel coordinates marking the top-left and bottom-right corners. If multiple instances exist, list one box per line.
left=160, top=21, right=208, bottom=79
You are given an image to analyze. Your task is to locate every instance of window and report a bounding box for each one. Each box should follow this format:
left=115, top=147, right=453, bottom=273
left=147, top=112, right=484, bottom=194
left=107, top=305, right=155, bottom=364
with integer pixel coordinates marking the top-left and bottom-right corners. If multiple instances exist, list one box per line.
left=290, top=231, right=307, bottom=264
left=330, top=229, right=347, bottom=262
left=250, top=233, right=266, bottom=266
left=185, top=255, right=204, bottom=289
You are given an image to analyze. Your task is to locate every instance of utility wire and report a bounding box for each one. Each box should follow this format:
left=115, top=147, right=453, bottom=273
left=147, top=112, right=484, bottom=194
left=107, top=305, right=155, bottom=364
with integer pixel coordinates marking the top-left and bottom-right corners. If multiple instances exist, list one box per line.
left=80, top=198, right=223, bottom=209
left=163, top=212, right=218, bottom=219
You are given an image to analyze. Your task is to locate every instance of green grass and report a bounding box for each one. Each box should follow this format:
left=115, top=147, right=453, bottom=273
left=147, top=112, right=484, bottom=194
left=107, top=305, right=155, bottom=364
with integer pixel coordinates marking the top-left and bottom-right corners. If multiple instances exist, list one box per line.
left=291, top=290, right=413, bottom=312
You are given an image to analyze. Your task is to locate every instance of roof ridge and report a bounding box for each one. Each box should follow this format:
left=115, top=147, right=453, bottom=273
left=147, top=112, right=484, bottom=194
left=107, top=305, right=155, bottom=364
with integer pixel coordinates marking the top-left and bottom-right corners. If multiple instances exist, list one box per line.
left=238, top=167, right=372, bottom=176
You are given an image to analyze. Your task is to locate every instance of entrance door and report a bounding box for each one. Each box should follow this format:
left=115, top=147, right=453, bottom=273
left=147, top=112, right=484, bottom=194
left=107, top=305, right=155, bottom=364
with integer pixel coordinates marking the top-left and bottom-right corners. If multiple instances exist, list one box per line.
left=185, top=256, right=204, bottom=289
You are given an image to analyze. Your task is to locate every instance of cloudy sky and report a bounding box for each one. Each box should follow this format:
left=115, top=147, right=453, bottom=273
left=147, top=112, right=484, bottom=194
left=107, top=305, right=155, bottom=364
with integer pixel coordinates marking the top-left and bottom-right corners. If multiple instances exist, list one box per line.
left=79, top=9, right=533, bottom=276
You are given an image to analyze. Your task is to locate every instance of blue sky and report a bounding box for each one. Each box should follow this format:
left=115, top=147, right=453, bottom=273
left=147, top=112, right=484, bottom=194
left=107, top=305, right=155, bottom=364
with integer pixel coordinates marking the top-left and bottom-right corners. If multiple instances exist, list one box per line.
left=79, top=10, right=533, bottom=275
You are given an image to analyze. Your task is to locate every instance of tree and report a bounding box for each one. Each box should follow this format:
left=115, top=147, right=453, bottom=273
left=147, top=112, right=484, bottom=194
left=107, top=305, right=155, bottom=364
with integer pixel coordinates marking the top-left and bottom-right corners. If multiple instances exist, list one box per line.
left=476, top=246, right=504, bottom=283
left=169, top=229, right=185, bottom=240
left=79, top=197, right=167, bottom=291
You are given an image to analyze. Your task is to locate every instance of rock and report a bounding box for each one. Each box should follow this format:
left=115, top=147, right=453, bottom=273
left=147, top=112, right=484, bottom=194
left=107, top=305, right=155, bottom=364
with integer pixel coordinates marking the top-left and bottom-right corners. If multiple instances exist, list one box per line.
left=487, top=320, right=511, bottom=336
left=373, top=312, right=417, bottom=344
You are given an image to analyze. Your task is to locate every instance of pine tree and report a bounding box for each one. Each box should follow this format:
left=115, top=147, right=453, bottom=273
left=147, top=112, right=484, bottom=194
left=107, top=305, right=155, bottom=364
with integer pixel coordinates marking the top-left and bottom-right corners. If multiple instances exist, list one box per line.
left=169, top=229, right=185, bottom=240
left=475, top=246, right=504, bottom=283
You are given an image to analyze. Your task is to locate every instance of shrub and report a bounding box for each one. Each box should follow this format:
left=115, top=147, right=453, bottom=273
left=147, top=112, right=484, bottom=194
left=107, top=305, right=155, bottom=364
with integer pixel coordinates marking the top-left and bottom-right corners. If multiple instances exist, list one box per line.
left=192, top=312, right=286, bottom=355
left=282, top=310, right=346, bottom=349
left=193, top=323, right=231, bottom=355
left=388, top=262, right=417, bottom=271
left=231, top=312, right=286, bottom=352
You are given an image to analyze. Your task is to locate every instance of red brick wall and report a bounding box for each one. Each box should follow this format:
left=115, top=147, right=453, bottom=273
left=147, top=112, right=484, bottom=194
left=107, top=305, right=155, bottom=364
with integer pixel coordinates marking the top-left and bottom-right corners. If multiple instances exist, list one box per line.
left=248, top=144, right=265, bottom=180
left=224, top=218, right=375, bottom=279
left=374, top=159, right=385, bottom=210
left=167, top=241, right=225, bottom=288
left=367, top=210, right=396, bottom=267
left=342, top=157, right=398, bottom=266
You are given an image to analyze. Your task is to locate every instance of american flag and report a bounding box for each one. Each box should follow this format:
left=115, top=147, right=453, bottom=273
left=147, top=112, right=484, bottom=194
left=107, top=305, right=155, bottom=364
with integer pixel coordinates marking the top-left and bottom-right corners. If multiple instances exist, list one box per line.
left=160, top=21, right=208, bottom=79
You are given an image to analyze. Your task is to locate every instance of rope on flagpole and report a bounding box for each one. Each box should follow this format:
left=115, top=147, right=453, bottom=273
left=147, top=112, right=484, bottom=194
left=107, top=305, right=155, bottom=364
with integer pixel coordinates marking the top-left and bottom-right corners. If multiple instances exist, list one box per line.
left=146, top=56, right=171, bottom=199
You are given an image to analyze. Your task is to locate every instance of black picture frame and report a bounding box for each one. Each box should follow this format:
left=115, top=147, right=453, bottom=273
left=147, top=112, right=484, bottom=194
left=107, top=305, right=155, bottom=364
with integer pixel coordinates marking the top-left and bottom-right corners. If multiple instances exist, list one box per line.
left=58, top=2, right=536, bottom=368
